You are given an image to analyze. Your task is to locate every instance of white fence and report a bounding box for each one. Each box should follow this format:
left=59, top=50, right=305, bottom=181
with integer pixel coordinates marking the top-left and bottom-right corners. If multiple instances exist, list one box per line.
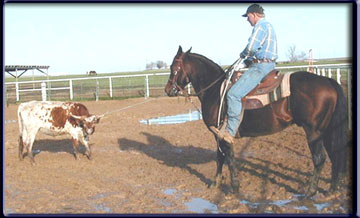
left=4, top=63, right=352, bottom=129
left=5, top=64, right=351, bottom=101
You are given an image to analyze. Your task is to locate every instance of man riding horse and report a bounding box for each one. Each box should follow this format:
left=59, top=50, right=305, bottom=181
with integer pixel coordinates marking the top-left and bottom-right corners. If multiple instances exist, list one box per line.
left=216, top=4, right=278, bottom=145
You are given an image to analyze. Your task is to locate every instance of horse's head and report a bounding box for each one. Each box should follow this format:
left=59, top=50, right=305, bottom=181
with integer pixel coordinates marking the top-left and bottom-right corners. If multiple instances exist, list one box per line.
left=165, top=46, right=192, bottom=97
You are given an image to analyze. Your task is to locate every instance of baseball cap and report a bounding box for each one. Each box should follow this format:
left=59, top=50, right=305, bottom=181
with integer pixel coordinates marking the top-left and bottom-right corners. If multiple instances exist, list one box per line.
left=242, top=4, right=264, bottom=17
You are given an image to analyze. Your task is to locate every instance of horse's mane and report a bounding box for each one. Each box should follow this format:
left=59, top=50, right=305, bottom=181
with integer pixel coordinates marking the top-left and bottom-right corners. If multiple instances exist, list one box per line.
left=188, top=53, right=225, bottom=74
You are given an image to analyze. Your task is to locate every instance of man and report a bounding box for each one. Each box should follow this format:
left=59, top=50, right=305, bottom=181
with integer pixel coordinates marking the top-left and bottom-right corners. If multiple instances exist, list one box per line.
left=217, top=4, right=278, bottom=144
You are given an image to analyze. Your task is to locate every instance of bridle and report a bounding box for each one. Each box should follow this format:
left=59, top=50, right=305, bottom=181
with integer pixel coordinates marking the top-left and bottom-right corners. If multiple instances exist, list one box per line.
left=168, top=57, right=225, bottom=98
left=168, top=57, right=190, bottom=96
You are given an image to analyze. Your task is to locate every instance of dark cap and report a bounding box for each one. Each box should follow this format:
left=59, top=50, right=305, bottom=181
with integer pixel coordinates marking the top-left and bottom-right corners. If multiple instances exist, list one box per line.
left=242, top=4, right=264, bottom=17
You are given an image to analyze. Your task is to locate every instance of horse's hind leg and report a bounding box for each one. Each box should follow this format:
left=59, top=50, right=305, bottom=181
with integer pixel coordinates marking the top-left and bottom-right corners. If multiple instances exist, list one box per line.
left=323, top=135, right=348, bottom=192
left=305, top=128, right=327, bottom=197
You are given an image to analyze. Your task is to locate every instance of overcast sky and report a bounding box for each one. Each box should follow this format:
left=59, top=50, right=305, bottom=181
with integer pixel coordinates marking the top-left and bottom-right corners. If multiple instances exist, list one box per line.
left=4, top=3, right=353, bottom=75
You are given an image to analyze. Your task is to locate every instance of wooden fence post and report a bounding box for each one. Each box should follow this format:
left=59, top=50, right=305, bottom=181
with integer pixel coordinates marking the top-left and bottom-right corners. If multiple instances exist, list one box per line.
left=96, top=80, right=99, bottom=101
left=15, top=82, right=20, bottom=102
left=69, top=79, right=73, bottom=100
left=109, top=77, right=113, bottom=98
left=336, top=68, right=341, bottom=84
left=41, top=82, right=47, bottom=101
left=145, top=75, right=149, bottom=99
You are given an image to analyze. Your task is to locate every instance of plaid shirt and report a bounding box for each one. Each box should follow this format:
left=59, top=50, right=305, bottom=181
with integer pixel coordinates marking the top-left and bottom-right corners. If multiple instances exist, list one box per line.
left=240, top=18, right=278, bottom=61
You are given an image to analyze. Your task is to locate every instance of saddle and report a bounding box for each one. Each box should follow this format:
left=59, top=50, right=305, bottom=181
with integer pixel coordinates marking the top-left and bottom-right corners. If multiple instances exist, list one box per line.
left=221, top=70, right=293, bottom=110
left=232, top=70, right=283, bottom=96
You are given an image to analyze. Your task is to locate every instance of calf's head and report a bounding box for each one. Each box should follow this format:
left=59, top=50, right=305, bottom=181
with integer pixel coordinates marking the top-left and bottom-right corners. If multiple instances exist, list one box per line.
left=70, top=114, right=103, bottom=136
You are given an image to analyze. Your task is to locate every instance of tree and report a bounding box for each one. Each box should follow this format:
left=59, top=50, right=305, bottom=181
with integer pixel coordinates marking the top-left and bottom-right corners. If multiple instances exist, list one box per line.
left=146, top=61, right=168, bottom=70
left=287, top=45, right=307, bottom=62
left=156, top=61, right=165, bottom=69
left=287, top=45, right=298, bottom=62
left=146, top=62, right=156, bottom=70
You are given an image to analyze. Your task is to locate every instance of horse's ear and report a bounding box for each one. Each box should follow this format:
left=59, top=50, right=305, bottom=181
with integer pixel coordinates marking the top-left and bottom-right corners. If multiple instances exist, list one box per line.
left=186, top=47, right=192, bottom=54
left=177, top=46, right=183, bottom=55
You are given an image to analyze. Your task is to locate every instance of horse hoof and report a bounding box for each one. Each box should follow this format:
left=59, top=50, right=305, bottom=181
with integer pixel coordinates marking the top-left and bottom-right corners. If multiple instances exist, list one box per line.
left=208, top=182, right=217, bottom=189
left=305, top=189, right=317, bottom=199
left=231, top=180, right=240, bottom=193
left=208, top=180, right=221, bottom=189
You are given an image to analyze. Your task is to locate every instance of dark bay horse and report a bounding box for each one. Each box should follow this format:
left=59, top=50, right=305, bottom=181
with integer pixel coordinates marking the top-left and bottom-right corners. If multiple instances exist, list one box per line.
left=165, top=46, right=349, bottom=197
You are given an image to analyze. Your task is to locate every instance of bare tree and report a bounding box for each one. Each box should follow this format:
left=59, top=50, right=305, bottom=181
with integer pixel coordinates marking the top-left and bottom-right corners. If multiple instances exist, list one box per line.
left=297, top=51, right=307, bottom=61
left=287, top=45, right=307, bottom=62
left=287, top=45, right=298, bottom=62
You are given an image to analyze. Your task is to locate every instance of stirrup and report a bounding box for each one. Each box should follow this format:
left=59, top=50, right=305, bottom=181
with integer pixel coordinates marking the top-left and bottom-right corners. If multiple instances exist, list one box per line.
left=209, top=125, right=234, bottom=144
left=209, top=116, right=227, bottom=135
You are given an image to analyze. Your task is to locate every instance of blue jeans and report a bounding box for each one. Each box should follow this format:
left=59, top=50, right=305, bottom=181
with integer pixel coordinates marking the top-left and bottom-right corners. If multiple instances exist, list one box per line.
left=226, top=62, right=276, bottom=136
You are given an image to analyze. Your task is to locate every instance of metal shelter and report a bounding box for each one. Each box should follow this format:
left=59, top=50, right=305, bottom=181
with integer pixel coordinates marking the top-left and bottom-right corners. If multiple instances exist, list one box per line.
left=5, top=65, right=50, bottom=78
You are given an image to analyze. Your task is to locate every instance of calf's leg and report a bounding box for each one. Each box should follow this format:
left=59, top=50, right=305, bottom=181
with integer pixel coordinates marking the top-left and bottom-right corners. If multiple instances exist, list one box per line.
left=72, top=138, right=80, bottom=160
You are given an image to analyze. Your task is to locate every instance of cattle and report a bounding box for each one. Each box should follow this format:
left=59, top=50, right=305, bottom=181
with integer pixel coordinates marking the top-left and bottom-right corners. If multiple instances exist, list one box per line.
left=17, top=101, right=103, bottom=164
left=88, top=70, right=97, bottom=76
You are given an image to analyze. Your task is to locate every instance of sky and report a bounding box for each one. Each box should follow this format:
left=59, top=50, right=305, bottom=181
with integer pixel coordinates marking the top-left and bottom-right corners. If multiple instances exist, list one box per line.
left=4, top=3, right=353, bottom=76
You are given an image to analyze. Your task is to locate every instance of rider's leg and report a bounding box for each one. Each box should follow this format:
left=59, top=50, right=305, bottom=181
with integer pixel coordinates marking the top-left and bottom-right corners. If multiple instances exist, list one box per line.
left=218, top=63, right=275, bottom=141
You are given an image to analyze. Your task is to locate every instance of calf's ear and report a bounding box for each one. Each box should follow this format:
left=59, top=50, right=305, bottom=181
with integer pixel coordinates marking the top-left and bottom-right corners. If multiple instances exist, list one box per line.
left=95, top=114, right=104, bottom=123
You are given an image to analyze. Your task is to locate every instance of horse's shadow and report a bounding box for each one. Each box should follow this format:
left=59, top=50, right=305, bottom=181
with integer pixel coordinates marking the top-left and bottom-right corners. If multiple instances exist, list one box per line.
left=118, top=132, right=216, bottom=186
left=118, top=132, right=333, bottom=196
left=236, top=138, right=329, bottom=195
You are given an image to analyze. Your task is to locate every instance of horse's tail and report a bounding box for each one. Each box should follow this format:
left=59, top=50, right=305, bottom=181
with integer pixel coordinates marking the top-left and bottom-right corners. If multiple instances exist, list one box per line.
left=325, top=78, right=349, bottom=177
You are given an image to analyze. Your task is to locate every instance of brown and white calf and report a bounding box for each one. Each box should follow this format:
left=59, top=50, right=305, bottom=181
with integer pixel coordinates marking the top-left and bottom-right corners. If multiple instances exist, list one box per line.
left=18, top=101, right=103, bottom=163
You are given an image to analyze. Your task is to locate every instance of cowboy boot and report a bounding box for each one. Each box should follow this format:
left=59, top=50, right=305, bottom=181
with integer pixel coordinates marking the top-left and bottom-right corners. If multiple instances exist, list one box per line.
left=217, top=128, right=235, bottom=145
left=215, top=106, right=245, bottom=143
left=212, top=118, right=235, bottom=144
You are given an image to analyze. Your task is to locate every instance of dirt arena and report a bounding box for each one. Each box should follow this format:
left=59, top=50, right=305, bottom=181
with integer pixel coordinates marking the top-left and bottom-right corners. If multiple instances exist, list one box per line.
left=4, top=97, right=353, bottom=214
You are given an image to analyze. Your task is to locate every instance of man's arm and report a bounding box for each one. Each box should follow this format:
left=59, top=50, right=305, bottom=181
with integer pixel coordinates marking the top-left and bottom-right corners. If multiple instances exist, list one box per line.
left=240, top=24, right=266, bottom=58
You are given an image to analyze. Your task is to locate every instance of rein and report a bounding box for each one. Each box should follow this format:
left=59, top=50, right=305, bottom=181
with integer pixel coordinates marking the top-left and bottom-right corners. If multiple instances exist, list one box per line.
left=193, top=73, right=225, bottom=97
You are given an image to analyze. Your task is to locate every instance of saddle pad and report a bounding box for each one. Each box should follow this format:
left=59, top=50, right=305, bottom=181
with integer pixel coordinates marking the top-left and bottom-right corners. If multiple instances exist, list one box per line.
left=220, top=72, right=294, bottom=110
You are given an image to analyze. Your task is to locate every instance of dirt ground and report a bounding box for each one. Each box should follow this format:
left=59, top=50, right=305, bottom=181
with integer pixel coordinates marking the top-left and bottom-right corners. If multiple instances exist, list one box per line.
left=4, top=97, right=353, bottom=214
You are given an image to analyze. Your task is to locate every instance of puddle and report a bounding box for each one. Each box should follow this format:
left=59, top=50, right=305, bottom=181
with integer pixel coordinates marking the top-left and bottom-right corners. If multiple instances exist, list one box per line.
left=185, top=198, right=218, bottom=214
left=239, top=194, right=340, bottom=213
left=90, top=202, right=112, bottom=213
left=163, top=188, right=177, bottom=195
left=140, top=110, right=202, bottom=125
left=314, top=203, right=330, bottom=211
left=5, top=120, right=17, bottom=124
left=4, top=208, right=15, bottom=215
left=162, top=188, right=340, bottom=214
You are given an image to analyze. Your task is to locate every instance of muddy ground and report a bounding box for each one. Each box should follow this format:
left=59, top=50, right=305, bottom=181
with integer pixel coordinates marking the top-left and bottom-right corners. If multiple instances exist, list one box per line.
left=4, top=97, right=353, bottom=214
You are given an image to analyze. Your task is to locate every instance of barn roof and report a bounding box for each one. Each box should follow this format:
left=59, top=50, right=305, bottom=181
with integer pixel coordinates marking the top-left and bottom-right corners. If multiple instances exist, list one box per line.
left=5, top=65, right=50, bottom=78
left=5, top=65, right=50, bottom=71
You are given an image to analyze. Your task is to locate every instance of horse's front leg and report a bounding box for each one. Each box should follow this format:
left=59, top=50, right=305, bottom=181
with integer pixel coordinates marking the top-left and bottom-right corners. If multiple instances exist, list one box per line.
left=210, top=140, right=226, bottom=188
left=224, top=141, right=239, bottom=193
